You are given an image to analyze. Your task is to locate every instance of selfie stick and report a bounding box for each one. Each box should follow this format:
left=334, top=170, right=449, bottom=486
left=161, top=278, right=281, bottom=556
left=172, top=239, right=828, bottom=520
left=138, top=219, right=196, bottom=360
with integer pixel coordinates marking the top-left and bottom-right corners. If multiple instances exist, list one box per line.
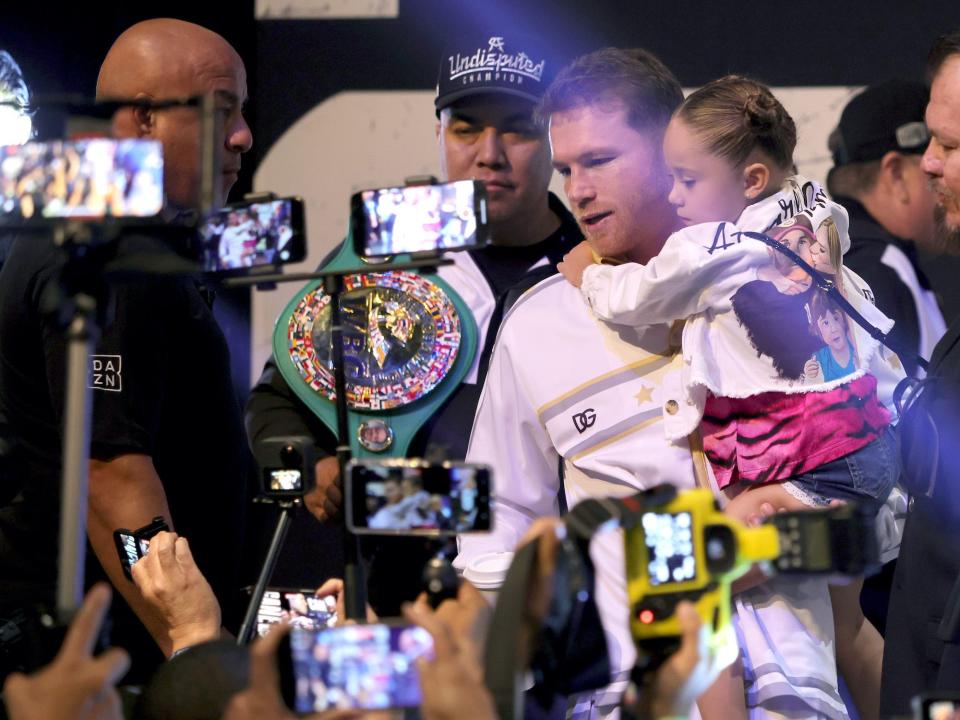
left=237, top=498, right=299, bottom=644
left=324, top=271, right=368, bottom=621
left=55, top=225, right=101, bottom=620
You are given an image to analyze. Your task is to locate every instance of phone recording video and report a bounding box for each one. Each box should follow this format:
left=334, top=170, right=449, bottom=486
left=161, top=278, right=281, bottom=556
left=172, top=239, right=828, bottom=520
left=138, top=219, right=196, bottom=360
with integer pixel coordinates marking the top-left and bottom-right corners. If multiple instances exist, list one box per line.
left=351, top=179, right=488, bottom=258
left=255, top=589, right=337, bottom=638
left=289, top=623, right=434, bottom=712
left=117, top=532, right=139, bottom=572
left=0, top=138, right=164, bottom=222
left=112, top=516, right=169, bottom=581
left=347, top=460, right=491, bottom=536
left=198, top=196, right=305, bottom=272
left=642, top=511, right=698, bottom=587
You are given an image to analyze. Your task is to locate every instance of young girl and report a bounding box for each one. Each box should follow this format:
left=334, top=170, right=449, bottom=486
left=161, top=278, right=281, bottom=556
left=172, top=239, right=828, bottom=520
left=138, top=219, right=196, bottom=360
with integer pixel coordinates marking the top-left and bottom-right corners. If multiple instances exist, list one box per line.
left=559, top=76, right=902, bottom=720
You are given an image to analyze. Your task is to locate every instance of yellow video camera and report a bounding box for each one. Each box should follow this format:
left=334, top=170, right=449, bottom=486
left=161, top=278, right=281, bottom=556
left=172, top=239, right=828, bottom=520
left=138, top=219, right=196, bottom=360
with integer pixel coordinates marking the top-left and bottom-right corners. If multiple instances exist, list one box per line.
left=623, top=486, right=879, bottom=664
left=624, top=489, right=779, bottom=657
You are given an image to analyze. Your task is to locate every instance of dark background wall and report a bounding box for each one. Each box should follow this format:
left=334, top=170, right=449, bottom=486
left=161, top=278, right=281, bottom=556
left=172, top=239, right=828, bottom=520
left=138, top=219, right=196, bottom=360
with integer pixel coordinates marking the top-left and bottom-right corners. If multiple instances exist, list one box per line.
left=254, top=0, right=960, bottom=157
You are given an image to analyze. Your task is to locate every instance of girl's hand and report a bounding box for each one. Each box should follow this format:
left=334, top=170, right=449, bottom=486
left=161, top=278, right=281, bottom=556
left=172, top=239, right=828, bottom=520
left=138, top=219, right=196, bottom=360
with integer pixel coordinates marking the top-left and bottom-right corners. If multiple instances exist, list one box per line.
left=557, top=241, right=596, bottom=288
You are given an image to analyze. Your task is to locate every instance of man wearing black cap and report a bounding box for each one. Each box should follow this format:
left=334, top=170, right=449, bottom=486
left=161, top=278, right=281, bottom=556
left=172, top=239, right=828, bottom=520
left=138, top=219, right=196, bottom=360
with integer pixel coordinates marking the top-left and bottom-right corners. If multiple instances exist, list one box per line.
left=827, top=79, right=947, bottom=377
left=244, top=31, right=581, bottom=614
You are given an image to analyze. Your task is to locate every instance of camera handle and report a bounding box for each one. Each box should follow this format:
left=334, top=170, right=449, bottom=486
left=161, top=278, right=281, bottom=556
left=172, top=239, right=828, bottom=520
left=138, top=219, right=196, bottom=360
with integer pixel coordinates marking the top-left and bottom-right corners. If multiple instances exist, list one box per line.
left=422, top=538, right=460, bottom=609
left=237, top=498, right=299, bottom=644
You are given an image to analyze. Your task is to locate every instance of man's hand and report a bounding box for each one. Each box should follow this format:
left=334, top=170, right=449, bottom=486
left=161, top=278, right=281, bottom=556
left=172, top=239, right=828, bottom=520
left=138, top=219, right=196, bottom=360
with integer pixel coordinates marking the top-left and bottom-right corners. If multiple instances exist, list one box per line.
left=557, top=241, right=597, bottom=288
left=304, top=457, right=342, bottom=523
left=2, top=584, right=129, bottom=720
left=403, top=600, right=496, bottom=720
left=412, top=580, right=492, bottom=668
left=517, top=517, right=563, bottom=637
left=640, top=600, right=729, bottom=719
left=315, top=578, right=378, bottom=624
left=131, top=531, right=221, bottom=656
left=222, top=623, right=361, bottom=720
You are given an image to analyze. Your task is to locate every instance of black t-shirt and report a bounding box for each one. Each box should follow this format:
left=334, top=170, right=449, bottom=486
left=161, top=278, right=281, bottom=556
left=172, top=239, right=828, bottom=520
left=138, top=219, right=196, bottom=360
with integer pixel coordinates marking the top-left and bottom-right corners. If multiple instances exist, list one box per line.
left=0, top=235, right=249, bottom=677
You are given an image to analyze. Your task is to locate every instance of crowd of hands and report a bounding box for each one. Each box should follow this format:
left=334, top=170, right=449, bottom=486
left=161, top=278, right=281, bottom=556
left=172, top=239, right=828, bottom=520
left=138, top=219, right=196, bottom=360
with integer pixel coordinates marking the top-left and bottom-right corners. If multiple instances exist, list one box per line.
left=1, top=522, right=725, bottom=720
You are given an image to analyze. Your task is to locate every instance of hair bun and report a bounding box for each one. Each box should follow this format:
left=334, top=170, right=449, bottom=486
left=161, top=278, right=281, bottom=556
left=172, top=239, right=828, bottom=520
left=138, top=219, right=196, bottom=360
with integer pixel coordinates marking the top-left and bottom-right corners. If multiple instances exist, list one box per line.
left=743, top=92, right=779, bottom=134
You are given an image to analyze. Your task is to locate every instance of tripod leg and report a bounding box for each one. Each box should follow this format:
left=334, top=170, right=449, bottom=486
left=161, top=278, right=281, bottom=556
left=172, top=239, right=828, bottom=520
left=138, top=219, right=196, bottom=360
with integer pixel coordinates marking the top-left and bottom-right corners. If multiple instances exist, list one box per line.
left=238, top=504, right=295, bottom=644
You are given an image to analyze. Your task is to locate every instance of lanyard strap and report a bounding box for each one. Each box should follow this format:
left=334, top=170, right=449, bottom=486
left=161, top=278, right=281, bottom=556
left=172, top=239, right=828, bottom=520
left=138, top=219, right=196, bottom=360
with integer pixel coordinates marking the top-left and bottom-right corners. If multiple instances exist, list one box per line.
left=741, top=230, right=929, bottom=373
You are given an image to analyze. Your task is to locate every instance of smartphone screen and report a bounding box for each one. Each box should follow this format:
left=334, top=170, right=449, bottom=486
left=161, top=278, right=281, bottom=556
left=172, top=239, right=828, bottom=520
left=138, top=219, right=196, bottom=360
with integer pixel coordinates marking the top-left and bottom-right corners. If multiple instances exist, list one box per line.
left=117, top=532, right=139, bottom=576
left=642, top=511, right=697, bottom=587
left=351, top=179, right=487, bottom=257
left=265, top=468, right=303, bottom=493
left=290, top=624, right=434, bottom=712
left=255, top=590, right=337, bottom=638
left=198, top=197, right=305, bottom=272
left=113, top=516, right=168, bottom=581
left=348, top=461, right=491, bottom=536
left=0, top=138, right=163, bottom=221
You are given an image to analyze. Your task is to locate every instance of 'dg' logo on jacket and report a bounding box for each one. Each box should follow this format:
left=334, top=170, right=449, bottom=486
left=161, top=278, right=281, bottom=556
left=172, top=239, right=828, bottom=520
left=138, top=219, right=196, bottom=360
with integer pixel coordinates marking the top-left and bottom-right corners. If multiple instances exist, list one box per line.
left=572, top=408, right=597, bottom=433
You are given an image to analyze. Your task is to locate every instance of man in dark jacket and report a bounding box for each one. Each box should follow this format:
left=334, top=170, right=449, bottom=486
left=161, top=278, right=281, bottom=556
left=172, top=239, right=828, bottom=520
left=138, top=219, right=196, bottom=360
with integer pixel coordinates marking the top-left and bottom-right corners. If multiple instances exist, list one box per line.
left=881, top=30, right=960, bottom=716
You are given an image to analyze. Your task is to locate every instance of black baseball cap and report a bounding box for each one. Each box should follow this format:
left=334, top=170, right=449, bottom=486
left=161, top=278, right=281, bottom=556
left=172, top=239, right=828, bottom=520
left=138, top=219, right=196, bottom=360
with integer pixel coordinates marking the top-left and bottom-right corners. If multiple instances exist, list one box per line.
left=434, top=30, right=558, bottom=114
left=829, top=79, right=931, bottom=166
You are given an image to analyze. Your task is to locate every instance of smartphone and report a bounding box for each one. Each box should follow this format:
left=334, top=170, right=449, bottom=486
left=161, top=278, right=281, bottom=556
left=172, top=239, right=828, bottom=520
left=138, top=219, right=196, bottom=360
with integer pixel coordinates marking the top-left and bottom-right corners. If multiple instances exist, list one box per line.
left=198, top=196, right=305, bottom=272
left=112, top=516, right=169, bottom=581
left=254, top=588, right=337, bottom=638
left=350, top=179, right=488, bottom=257
left=0, top=138, right=164, bottom=222
left=641, top=511, right=698, bottom=587
left=346, top=459, right=491, bottom=536
left=288, top=623, right=434, bottom=712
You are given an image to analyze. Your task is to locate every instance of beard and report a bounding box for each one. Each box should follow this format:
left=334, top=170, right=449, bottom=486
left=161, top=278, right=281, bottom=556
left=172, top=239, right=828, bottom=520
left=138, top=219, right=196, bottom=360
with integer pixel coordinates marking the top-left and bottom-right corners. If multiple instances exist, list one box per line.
left=933, top=203, right=960, bottom=255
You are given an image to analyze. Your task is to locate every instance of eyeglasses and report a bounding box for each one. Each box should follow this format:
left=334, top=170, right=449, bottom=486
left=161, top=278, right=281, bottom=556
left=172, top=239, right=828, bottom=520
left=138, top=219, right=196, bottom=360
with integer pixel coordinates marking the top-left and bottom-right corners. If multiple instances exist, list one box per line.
left=894, top=375, right=940, bottom=499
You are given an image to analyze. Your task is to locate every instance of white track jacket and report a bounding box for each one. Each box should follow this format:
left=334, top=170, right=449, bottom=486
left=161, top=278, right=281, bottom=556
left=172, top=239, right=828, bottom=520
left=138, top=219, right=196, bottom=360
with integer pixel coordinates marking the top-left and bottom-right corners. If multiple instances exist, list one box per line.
left=457, top=274, right=853, bottom=719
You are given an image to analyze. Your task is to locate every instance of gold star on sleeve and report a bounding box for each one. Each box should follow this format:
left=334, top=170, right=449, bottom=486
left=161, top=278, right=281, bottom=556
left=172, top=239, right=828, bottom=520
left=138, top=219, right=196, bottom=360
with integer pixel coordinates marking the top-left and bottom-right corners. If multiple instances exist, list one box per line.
left=634, top=384, right=654, bottom=405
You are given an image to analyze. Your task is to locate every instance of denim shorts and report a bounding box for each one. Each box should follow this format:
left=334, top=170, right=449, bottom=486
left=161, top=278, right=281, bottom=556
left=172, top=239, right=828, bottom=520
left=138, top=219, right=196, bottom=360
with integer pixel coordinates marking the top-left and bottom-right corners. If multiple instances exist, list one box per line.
left=781, top=426, right=898, bottom=517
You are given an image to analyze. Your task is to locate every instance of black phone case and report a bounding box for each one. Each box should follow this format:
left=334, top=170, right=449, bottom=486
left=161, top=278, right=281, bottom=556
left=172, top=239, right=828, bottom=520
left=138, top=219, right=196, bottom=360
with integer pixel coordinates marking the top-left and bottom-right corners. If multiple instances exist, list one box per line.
left=112, top=516, right=168, bottom=582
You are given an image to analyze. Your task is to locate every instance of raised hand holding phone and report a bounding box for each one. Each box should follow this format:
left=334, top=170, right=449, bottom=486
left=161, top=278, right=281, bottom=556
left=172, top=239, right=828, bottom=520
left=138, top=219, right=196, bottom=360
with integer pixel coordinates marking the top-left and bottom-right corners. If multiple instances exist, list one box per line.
left=402, top=593, right=496, bottom=720
left=222, top=622, right=362, bottom=720
left=130, top=531, right=221, bottom=657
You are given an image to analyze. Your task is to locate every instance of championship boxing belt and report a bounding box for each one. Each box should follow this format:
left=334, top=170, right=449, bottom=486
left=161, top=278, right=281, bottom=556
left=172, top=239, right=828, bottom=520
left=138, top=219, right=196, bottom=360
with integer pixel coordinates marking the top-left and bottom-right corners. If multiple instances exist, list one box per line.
left=272, top=239, right=478, bottom=458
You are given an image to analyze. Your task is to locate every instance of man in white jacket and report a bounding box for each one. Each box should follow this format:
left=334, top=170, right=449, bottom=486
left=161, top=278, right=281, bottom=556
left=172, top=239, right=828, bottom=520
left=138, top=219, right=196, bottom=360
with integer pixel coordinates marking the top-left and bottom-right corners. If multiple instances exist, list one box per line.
left=457, top=47, right=881, bottom=719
